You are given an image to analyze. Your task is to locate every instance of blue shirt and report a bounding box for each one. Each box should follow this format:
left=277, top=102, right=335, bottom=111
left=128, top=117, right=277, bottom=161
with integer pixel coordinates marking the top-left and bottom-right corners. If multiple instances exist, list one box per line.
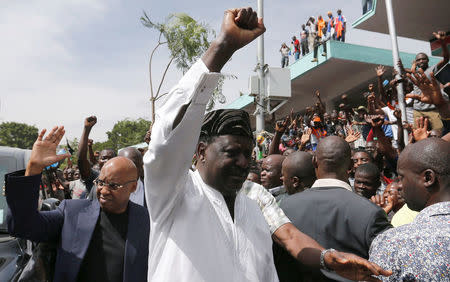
left=369, top=201, right=450, bottom=281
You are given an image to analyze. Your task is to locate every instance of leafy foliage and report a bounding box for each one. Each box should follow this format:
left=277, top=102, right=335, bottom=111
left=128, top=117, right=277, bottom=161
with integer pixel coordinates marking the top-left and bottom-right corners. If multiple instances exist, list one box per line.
left=141, top=12, right=213, bottom=73
left=101, top=118, right=151, bottom=152
left=0, top=122, right=38, bottom=149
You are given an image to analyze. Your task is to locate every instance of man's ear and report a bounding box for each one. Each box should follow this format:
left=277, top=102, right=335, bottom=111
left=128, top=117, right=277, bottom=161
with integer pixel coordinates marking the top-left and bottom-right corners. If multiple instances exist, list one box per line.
left=292, top=176, right=300, bottom=188
left=129, top=182, right=137, bottom=193
left=423, top=169, right=436, bottom=189
left=196, top=142, right=207, bottom=163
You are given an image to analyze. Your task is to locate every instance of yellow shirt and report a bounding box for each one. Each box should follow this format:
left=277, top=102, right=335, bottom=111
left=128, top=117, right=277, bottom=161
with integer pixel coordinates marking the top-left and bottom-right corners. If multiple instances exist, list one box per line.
left=391, top=204, right=419, bottom=227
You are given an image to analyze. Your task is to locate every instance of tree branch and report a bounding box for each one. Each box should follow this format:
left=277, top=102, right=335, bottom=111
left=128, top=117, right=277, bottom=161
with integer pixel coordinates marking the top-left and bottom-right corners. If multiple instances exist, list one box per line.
left=155, top=92, right=169, bottom=101
left=155, top=56, right=174, bottom=99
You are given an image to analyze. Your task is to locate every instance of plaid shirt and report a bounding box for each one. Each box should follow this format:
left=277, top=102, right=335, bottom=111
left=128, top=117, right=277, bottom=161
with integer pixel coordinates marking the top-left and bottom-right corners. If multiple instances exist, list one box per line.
left=242, top=181, right=291, bottom=234
left=369, top=201, right=450, bottom=281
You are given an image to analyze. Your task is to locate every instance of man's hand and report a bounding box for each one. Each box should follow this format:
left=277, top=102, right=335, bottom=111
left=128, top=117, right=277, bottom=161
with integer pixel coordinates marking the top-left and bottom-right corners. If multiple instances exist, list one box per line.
left=84, top=116, right=97, bottom=130
left=315, top=90, right=321, bottom=98
left=87, top=139, right=94, bottom=147
left=345, top=127, right=361, bottom=143
left=275, top=116, right=291, bottom=133
left=300, top=128, right=312, bottom=145
left=412, top=117, right=430, bottom=142
left=26, top=126, right=71, bottom=176
left=365, top=114, right=384, bottom=128
left=324, top=251, right=392, bottom=282
left=393, top=108, right=401, bottom=121
left=375, top=65, right=385, bottom=77
left=433, top=31, right=446, bottom=41
left=370, top=194, right=394, bottom=214
left=406, top=70, right=446, bottom=106
left=203, top=7, right=265, bottom=72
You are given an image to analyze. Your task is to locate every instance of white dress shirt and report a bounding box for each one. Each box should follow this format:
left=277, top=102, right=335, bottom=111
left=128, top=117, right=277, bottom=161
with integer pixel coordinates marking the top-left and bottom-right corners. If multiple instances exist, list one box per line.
left=129, top=178, right=145, bottom=206
left=144, top=59, right=278, bottom=282
left=311, top=178, right=353, bottom=191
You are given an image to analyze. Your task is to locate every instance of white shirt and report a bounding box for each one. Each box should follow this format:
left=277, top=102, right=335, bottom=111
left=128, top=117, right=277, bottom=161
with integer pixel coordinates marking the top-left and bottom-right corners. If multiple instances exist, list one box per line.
left=381, top=106, right=398, bottom=141
left=243, top=182, right=290, bottom=234
left=144, top=60, right=278, bottom=282
left=129, top=178, right=145, bottom=206
left=311, top=178, right=353, bottom=192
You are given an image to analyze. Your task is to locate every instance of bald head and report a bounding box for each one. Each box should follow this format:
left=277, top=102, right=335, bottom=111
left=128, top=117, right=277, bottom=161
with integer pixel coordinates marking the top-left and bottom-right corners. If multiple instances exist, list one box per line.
left=261, top=154, right=286, bottom=189
left=398, top=138, right=450, bottom=211
left=97, top=157, right=138, bottom=214
left=282, top=151, right=316, bottom=194
left=314, top=136, right=351, bottom=181
left=101, top=156, right=138, bottom=181
left=400, top=138, right=450, bottom=177
left=119, top=147, right=144, bottom=179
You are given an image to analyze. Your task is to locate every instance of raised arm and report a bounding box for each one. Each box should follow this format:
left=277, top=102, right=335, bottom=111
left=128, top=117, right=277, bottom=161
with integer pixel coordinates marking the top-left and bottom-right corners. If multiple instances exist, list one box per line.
left=269, top=117, right=290, bottom=155
left=406, top=70, right=450, bottom=119
left=375, top=66, right=388, bottom=104
left=87, top=139, right=96, bottom=166
left=366, top=114, right=397, bottom=162
left=144, top=7, right=266, bottom=219
left=7, top=126, right=70, bottom=242
left=434, top=31, right=449, bottom=70
left=77, top=116, right=97, bottom=180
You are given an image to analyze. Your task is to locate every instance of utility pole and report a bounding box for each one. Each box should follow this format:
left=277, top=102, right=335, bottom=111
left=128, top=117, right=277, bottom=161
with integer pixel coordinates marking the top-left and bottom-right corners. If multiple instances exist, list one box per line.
left=256, top=0, right=265, bottom=132
left=385, top=0, right=409, bottom=146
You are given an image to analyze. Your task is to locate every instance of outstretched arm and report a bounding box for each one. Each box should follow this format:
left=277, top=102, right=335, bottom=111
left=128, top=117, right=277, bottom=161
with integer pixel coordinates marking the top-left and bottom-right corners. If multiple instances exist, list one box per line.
left=406, top=70, right=450, bottom=119
left=7, top=126, right=70, bottom=242
left=269, top=117, right=290, bottom=155
left=77, top=116, right=97, bottom=180
left=87, top=139, right=96, bottom=166
left=434, top=31, right=449, bottom=70
left=144, top=7, right=266, bottom=220
left=273, top=222, right=391, bottom=281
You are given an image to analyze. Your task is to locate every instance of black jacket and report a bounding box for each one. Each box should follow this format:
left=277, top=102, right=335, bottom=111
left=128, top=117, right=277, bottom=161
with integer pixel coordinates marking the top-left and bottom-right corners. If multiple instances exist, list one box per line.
left=274, top=186, right=392, bottom=282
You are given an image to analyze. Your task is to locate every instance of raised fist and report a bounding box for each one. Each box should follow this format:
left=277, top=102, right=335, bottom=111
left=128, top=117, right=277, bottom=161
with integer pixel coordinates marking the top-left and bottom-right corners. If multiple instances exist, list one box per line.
left=84, top=116, right=97, bottom=129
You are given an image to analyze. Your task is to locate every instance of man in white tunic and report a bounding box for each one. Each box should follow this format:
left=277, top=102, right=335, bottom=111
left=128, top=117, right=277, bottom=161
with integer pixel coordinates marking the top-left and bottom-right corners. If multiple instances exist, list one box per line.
left=144, top=7, right=392, bottom=282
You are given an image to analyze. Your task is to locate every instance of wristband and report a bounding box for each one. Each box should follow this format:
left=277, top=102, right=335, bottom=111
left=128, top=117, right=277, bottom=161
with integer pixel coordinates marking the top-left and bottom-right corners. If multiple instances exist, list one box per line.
left=320, top=248, right=336, bottom=272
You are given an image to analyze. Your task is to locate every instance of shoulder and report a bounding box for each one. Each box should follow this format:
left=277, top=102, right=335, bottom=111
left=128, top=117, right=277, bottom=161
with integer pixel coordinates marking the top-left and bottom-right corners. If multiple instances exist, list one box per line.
left=61, top=199, right=92, bottom=209
left=284, top=187, right=382, bottom=213
left=129, top=201, right=149, bottom=219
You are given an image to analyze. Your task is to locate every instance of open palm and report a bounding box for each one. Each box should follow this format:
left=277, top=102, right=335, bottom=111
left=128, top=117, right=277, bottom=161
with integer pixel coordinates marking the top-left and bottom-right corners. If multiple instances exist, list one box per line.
left=27, top=126, right=71, bottom=175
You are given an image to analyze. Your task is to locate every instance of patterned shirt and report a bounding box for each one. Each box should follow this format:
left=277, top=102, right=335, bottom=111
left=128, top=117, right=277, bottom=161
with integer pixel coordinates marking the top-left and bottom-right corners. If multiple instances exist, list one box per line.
left=369, top=201, right=450, bottom=281
left=243, top=182, right=291, bottom=234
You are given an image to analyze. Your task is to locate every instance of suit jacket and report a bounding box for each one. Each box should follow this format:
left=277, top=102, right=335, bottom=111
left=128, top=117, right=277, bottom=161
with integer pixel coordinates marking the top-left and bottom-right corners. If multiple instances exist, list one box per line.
left=5, top=171, right=150, bottom=282
left=274, top=186, right=392, bottom=282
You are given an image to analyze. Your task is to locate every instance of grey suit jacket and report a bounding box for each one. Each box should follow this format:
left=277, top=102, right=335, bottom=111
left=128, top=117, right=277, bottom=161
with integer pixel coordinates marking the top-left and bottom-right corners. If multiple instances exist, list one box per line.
left=274, top=186, right=392, bottom=282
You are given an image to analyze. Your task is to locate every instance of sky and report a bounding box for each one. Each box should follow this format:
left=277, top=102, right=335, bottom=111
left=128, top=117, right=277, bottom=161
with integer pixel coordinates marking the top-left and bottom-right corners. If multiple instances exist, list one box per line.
left=0, top=0, right=431, bottom=141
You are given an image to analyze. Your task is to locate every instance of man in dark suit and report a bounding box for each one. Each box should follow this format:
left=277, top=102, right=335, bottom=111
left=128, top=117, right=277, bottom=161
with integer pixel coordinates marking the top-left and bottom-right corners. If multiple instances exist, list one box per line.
left=274, top=136, right=392, bottom=282
left=6, top=126, right=149, bottom=282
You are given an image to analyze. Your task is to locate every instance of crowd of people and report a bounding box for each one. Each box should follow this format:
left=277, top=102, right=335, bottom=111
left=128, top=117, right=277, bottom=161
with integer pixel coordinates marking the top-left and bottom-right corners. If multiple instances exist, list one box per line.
left=280, top=9, right=347, bottom=67
left=4, top=7, right=449, bottom=282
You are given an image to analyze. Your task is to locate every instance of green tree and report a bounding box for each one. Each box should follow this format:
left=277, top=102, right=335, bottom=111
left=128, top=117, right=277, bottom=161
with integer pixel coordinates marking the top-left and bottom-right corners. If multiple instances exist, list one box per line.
left=141, top=12, right=227, bottom=121
left=100, top=118, right=151, bottom=151
left=0, top=121, right=38, bottom=149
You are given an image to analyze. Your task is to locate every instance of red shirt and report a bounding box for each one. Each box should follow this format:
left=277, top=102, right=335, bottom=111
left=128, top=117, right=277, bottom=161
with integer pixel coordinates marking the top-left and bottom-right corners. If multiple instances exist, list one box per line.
left=294, top=39, right=300, bottom=52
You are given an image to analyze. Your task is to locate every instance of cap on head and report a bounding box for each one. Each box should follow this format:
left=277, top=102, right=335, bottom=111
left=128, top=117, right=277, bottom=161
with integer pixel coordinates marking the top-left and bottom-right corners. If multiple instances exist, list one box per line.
left=200, top=109, right=253, bottom=141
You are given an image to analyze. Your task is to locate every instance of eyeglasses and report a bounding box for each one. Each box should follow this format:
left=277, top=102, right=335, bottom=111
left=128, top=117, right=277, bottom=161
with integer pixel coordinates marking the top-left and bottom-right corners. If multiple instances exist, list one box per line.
left=94, top=178, right=137, bottom=191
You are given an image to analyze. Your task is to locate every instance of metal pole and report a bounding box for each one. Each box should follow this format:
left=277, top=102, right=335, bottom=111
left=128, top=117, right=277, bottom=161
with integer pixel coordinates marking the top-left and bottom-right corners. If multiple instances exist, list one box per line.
left=385, top=0, right=409, bottom=145
left=256, top=0, right=265, bottom=132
